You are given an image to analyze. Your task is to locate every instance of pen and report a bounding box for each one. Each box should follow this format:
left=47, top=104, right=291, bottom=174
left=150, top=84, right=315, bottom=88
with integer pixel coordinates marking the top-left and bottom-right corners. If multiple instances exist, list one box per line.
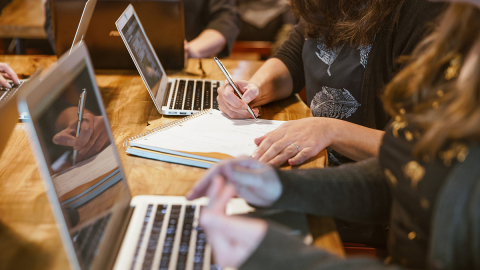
left=73, top=89, right=87, bottom=165
left=213, top=57, right=257, bottom=120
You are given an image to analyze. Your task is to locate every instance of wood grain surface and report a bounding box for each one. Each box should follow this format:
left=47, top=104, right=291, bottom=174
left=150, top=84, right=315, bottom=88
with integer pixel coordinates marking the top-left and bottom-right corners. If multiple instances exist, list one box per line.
left=0, top=56, right=344, bottom=270
left=0, top=0, right=46, bottom=39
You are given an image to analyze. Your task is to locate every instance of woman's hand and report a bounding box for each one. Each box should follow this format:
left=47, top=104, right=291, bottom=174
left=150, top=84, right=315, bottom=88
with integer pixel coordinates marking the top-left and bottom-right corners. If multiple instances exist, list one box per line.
left=187, top=157, right=282, bottom=207
left=217, top=79, right=260, bottom=119
left=200, top=175, right=267, bottom=268
left=53, top=111, right=110, bottom=162
left=252, top=117, right=334, bottom=166
left=0, top=63, right=20, bottom=88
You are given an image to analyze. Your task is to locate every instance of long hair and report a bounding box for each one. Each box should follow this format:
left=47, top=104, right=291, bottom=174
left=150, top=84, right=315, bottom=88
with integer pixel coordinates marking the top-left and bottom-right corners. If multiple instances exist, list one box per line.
left=383, top=3, right=480, bottom=158
left=290, top=0, right=405, bottom=48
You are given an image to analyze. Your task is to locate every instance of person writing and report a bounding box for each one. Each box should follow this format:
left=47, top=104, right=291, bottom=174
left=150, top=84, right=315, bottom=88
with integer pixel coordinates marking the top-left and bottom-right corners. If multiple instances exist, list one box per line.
left=217, top=0, right=445, bottom=167
left=188, top=0, right=480, bottom=268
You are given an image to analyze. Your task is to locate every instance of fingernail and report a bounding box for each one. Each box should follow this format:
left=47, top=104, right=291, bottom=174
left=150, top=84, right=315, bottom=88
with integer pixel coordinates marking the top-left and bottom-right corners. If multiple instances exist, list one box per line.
left=6, top=83, right=11, bottom=89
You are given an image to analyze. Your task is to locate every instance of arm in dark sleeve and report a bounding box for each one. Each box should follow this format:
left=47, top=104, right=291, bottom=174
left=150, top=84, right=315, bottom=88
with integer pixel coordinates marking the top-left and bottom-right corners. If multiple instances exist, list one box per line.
left=206, top=0, right=241, bottom=57
left=270, top=158, right=391, bottom=224
left=240, top=222, right=403, bottom=270
left=271, top=22, right=306, bottom=94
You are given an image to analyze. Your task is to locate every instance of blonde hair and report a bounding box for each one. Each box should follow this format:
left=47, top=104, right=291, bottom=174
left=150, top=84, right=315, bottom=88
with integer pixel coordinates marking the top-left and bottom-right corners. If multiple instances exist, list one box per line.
left=383, top=3, right=480, bottom=158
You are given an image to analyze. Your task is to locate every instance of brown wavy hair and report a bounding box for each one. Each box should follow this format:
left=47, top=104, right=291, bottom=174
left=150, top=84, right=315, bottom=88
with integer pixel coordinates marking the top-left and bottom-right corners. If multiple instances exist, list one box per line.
left=290, top=0, right=405, bottom=48
left=383, top=3, right=480, bottom=158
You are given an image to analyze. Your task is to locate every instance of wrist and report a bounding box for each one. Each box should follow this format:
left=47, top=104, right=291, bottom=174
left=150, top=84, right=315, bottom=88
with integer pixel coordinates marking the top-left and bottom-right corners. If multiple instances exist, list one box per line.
left=318, top=117, right=338, bottom=148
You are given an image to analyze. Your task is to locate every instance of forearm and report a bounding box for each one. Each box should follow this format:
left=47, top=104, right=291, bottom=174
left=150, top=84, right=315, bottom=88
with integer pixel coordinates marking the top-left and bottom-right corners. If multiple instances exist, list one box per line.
left=241, top=223, right=402, bottom=270
left=187, top=29, right=227, bottom=58
left=249, top=58, right=293, bottom=106
left=327, top=118, right=385, bottom=161
left=271, top=158, right=391, bottom=224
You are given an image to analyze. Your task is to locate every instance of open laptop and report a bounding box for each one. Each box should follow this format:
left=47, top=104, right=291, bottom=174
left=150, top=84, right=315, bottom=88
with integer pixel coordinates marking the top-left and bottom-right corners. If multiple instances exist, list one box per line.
left=18, top=43, right=251, bottom=270
left=116, top=5, right=222, bottom=116
left=69, top=0, right=97, bottom=55
left=51, top=0, right=185, bottom=70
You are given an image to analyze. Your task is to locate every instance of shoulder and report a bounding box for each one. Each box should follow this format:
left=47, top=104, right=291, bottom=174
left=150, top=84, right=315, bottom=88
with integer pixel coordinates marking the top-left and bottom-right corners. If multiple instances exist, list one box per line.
left=396, top=0, right=447, bottom=30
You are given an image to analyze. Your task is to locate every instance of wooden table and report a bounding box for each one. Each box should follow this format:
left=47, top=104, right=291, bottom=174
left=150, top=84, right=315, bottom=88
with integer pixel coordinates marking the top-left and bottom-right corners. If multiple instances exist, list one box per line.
left=0, top=56, right=344, bottom=269
left=0, top=0, right=46, bottom=39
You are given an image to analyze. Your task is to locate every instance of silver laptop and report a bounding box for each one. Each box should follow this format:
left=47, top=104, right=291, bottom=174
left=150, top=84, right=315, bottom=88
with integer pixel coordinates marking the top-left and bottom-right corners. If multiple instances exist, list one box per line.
left=69, top=0, right=97, bottom=55
left=18, top=43, right=251, bottom=270
left=116, top=5, right=222, bottom=116
left=0, top=0, right=95, bottom=119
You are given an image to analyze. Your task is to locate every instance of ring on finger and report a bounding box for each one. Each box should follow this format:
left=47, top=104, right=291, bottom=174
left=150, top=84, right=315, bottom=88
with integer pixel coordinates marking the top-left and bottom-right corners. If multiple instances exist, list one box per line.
left=292, top=143, right=300, bottom=153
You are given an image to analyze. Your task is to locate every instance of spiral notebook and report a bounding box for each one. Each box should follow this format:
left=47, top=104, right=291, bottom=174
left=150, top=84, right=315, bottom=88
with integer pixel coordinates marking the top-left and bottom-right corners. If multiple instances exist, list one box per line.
left=124, top=109, right=285, bottom=168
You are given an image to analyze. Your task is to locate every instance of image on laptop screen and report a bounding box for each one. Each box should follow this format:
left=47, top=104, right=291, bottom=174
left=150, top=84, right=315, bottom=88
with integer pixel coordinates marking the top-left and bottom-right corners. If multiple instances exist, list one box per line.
left=35, top=60, right=128, bottom=269
left=121, top=14, right=163, bottom=95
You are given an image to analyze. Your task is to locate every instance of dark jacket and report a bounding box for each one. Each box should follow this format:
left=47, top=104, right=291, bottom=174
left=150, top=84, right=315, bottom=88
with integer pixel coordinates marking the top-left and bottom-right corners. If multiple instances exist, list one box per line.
left=240, top=146, right=480, bottom=270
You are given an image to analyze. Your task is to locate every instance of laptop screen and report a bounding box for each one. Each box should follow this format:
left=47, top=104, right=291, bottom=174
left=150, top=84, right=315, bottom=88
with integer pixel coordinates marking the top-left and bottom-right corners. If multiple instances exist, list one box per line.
left=35, top=60, right=128, bottom=269
left=121, top=13, right=163, bottom=95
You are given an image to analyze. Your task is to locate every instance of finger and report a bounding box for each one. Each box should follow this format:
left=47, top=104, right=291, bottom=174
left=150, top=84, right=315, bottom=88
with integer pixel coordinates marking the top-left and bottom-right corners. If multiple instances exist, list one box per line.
left=74, top=120, right=94, bottom=150
left=258, top=138, right=294, bottom=164
left=207, top=178, right=236, bottom=214
left=186, top=162, right=228, bottom=200
left=252, top=132, right=286, bottom=160
left=267, top=143, right=300, bottom=166
left=222, top=83, right=249, bottom=110
left=240, top=85, right=259, bottom=104
left=288, top=147, right=314, bottom=166
left=218, top=101, right=253, bottom=119
left=0, top=63, right=20, bottom=85
left=77, top=130, right=108, bottom=161
left=253, top=133, right=269, bottom=146
left=0, top=74, right=12, bottom=89
left=52, top=131, right=76, bottom=146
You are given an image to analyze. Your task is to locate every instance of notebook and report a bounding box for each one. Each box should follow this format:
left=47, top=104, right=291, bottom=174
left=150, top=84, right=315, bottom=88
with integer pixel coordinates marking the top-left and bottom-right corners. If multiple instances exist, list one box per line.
left=116, top=4, right=222, bottom=116
left=18, top=42, right=253, bottom=270
left=124, top=109, right=285, bottom=168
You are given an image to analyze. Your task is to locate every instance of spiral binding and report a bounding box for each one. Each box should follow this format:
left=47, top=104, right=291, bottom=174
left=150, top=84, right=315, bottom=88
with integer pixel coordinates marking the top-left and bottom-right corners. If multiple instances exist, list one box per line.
left=123, top=108, right=213, bottom=150
left=0, top=83, right=21, bottom=106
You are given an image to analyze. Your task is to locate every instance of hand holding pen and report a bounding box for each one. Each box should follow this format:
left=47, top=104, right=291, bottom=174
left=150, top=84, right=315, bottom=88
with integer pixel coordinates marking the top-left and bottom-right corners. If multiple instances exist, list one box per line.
left=73, top=89, right=87, bottom=165
left=214, top=57, right=259, bottom=119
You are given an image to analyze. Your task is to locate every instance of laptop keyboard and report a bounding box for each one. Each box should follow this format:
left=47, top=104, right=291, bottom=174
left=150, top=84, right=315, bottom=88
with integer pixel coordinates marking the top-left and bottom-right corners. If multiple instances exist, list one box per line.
left=169, top=79, right=220, bottom=112
left=0, top=83, right=21, bottom=101
left=72, top=213, right=112, bottom=269
left=130, top=204, right=208, bottom=270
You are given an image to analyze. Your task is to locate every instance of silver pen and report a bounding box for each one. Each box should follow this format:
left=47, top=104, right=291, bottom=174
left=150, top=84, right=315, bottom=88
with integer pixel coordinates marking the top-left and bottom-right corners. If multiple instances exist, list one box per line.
left=213, top=57, right=257, bottom=120
left=73, top=89, right=87, bottom=165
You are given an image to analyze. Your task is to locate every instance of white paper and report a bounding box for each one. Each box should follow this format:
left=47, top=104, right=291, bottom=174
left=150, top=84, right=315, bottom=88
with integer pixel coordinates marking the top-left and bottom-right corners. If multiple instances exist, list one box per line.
left=131, top=110, right=285, bottom=157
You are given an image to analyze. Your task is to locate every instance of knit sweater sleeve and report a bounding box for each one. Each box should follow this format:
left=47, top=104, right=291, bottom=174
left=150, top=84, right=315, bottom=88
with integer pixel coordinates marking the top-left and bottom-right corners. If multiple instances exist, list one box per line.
left=269, top=158, right=391, bottom=224
left=240, top=222, right=403, bottom=270
left=205, top=0, right=241, bottom=57
left=271, top=22, right=306, bottom=94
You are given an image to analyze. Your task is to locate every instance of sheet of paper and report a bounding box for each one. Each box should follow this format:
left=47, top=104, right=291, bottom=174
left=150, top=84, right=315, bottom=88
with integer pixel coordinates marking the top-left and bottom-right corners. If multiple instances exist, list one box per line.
left=131, top=110, right=285, bottom=157
left=52, top=145, right=119, bottom=198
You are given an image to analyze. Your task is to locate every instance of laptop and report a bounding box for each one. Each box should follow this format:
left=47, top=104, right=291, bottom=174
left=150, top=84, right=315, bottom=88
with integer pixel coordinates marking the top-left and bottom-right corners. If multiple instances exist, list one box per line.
left=69, top=0, right=97, bottom=55
left=116, top=5, right=222, bottom=116
left=18, top=43, right=252, bottom=270
left=51, top=0, right=185, bottom=70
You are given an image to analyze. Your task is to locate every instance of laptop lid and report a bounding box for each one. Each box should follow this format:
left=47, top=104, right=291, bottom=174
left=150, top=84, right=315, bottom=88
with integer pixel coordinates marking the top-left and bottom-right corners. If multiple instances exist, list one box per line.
left=116, top=4, right=168, bottom=113
left=18, top=43, right=131, bottom=270
left=69, top=0, right=97, bottom=55
left=51, top=0, right=185, bottom=70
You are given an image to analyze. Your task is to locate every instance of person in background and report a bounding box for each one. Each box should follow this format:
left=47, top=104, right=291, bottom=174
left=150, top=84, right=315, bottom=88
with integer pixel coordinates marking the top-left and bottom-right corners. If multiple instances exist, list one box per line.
left=187, top=0, right=480, bottom=269
left=43, top=0, right=241, bottom=58
left=216, top=0, right=445, bottom=167
left=183, top=0, right=240, bottom=58
left=0, top=62, right=20, bottom=88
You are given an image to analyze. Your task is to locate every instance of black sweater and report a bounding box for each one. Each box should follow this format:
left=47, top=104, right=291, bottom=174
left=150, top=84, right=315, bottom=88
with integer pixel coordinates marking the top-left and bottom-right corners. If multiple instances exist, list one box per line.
left=273, top=0, right=446, bottom=130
